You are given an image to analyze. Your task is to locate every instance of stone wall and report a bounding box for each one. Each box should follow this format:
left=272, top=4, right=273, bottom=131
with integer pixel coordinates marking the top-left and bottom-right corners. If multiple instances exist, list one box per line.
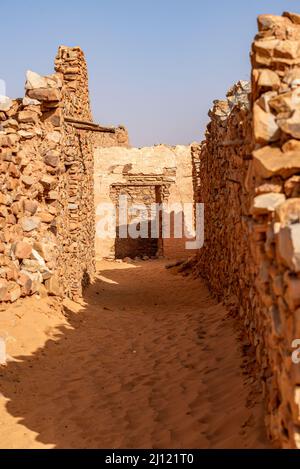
left=0, top=46, right=109, bottom=302
left=93, top=125, right=129, bottom=148
left=195, top=12, right=300, bottom=448
left=2, top=11, right=300, bottom=448
left=0, top=69, right=64, bottom=302
left=0, top=45, right=130, bottom=302
left=54, top=46, right=96, bottom=300
left=94, top=145, right=197, bottom=260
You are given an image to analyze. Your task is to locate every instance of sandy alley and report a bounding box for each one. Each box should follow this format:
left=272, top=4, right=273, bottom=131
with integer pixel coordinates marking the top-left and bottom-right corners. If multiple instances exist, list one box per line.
left=0, top=260, right=270, bottom=448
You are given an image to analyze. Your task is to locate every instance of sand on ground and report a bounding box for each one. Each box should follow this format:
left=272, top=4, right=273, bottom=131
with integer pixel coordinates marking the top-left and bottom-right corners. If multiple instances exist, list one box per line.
left=0, top=260, right=270, bottom=448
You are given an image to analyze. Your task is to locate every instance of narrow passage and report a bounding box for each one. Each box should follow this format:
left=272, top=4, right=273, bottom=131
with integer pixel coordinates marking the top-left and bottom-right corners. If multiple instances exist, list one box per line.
left=0, top=260, right=269, bottom=448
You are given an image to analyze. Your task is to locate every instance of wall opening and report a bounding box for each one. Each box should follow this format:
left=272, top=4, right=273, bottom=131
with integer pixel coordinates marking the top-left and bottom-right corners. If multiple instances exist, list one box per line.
left=111, top=184, right=163, bottom=259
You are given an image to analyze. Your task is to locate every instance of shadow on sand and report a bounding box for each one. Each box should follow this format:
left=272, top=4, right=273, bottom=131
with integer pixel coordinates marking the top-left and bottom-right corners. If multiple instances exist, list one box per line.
left=0, top=264, right=155, bottom=448
left=0, top=261, right=269, bottom=449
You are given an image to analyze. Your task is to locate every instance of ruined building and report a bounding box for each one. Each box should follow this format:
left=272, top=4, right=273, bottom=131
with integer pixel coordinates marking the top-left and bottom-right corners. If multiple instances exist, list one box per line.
left=0, top=11, right=300, bottom=448
left=0, top=46, right=128, bottom=302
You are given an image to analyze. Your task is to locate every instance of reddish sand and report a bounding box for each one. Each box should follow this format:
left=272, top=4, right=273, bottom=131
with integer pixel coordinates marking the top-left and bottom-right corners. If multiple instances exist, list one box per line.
left=0, top=260, right=270, bottom=448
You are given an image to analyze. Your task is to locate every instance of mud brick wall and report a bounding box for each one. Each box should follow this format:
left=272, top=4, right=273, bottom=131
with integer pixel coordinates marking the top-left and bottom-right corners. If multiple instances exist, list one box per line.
left=0, top=46, right=96, bottom=302
left=195, top=12, right=300, bottom=448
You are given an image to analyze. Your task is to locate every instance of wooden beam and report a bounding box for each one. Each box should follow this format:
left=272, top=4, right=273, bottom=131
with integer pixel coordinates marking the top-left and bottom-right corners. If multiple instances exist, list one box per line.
left=65, top=116, right=116, bottom=133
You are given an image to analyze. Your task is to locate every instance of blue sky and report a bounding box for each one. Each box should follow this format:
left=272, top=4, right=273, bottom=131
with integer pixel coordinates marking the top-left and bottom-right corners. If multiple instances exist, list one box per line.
left=0, top=0, right=298, bottom=147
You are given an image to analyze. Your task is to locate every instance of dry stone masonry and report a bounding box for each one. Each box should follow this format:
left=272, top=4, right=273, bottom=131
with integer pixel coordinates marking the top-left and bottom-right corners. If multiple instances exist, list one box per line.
left=0, top=68, right=64, bottom=302
left=194, top=12, right=300, bottom=448
left=0, top=46, right=127, bottom=302
left=250, top=12, right=300, bottom=447
left=54, top=46, right=96, bottom=300
left=1, top=9, right=300, bottom=450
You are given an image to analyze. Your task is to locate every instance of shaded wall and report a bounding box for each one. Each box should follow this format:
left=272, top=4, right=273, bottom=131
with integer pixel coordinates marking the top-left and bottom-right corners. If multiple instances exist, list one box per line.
left=94, top=145, right=197, bottom=260
left=0, top=46, right=96, bottom=302
left=195, top=12, right=300, bottom=448
left=55, top=46, right=96, bottom=300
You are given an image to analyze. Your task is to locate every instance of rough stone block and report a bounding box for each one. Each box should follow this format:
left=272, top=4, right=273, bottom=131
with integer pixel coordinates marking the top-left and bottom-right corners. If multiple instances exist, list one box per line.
left=277, top=223, right=300, bottom=272
left=13, top=241, right=32, bottom=260
left=251, top=192, right=286, bottom=215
